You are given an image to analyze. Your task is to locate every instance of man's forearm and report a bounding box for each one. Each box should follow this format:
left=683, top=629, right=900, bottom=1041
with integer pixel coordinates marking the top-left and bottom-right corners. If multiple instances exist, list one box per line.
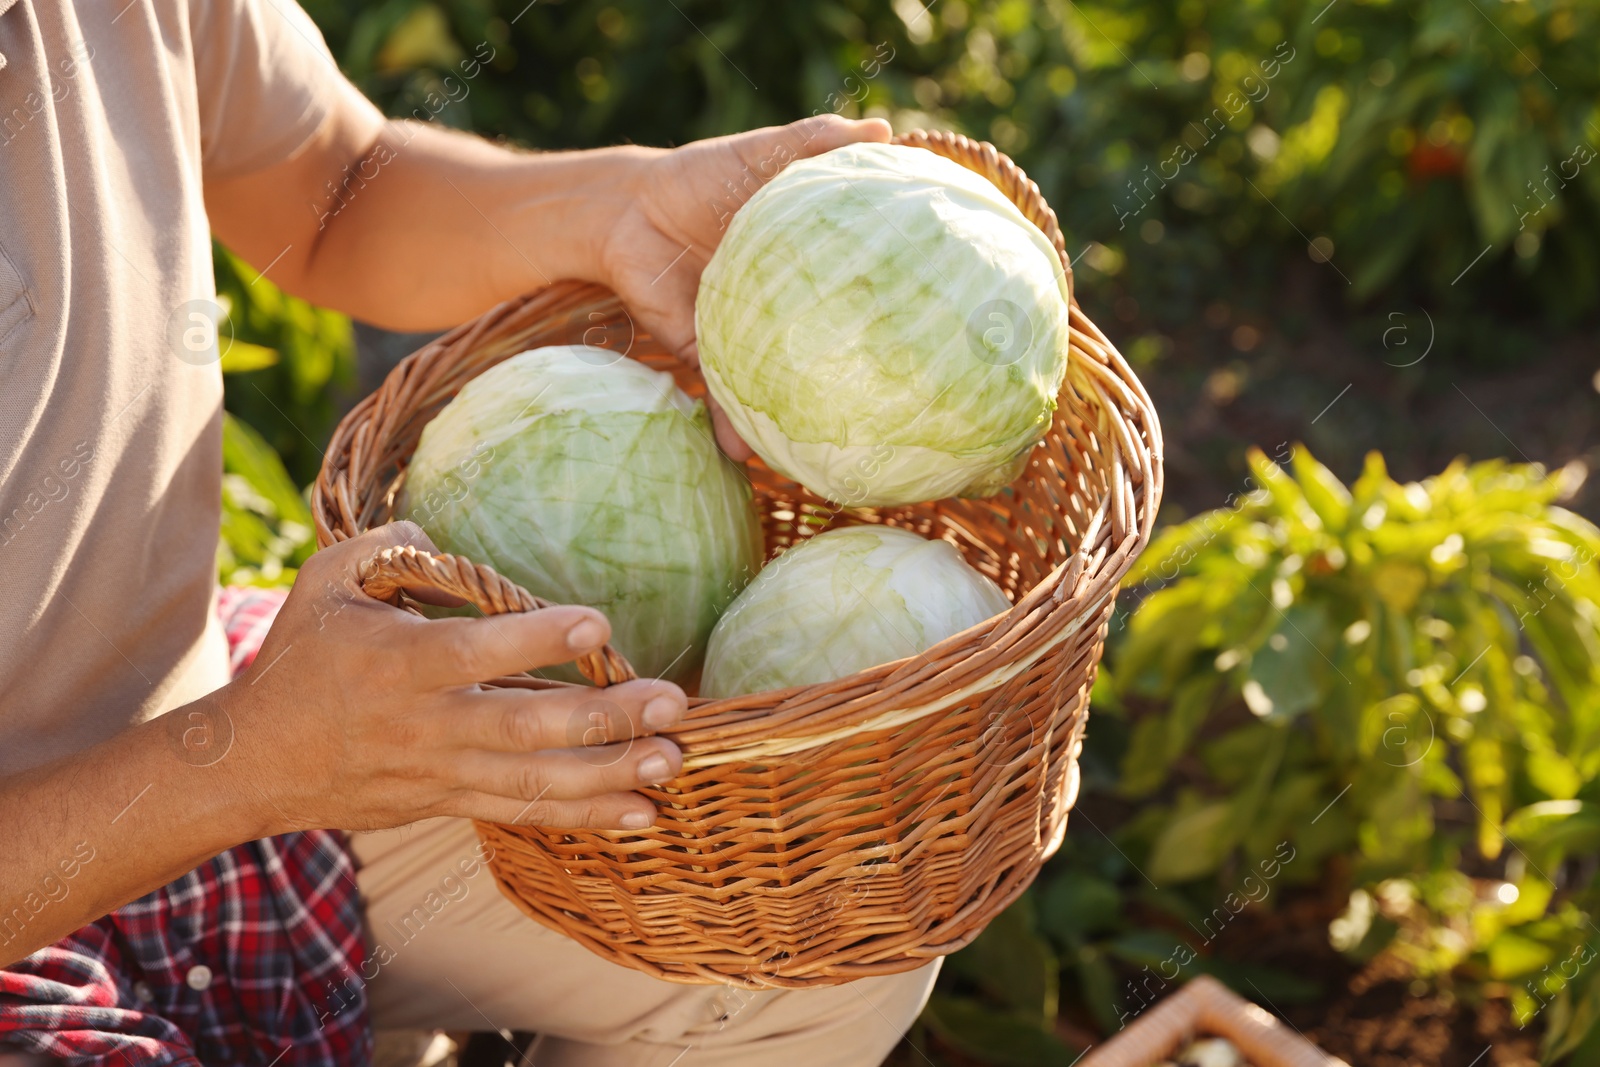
left=309, top=122, right=649, bottom=329
left=208, top=115, right=652, bottom=333
left=0, top=690, right=272, bottom=965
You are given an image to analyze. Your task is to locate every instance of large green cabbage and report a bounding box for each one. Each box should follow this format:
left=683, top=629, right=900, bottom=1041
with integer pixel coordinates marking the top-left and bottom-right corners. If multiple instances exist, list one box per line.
left=400, top=345, right=762, bottom=682
left=699, top=525, right=1011, bottom=698
left=695, top=141, right=1071, bottom=507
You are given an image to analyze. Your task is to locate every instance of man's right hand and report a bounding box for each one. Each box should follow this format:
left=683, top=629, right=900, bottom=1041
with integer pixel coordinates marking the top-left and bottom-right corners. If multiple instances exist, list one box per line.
left=1, top=521, right=686, bottom=965
left=225, top=522, right=687, bottom=833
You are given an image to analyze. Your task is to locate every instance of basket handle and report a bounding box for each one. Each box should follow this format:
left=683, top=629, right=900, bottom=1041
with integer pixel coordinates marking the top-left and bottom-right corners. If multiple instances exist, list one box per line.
left=357, top=542, right=639, bottom=687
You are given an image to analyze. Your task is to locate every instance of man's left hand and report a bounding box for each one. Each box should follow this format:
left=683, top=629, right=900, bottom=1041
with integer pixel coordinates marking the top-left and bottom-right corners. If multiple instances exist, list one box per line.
left=598, top=115, right=891, bottom=458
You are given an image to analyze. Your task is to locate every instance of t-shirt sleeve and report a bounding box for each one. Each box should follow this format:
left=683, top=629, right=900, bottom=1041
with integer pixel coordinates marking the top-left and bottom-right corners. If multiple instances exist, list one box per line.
left=188, top=0, right=384, bottom=181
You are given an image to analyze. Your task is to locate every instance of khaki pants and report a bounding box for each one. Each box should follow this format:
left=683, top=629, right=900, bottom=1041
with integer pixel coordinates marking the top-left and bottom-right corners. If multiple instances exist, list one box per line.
left=350, top=818, right=939, bottom=1066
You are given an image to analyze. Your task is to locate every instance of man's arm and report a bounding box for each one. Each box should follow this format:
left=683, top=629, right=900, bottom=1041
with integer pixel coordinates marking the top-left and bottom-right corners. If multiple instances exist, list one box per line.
left=1, top=690, right=271, bottom=963
left=1, top=525, right=688, bottom=966
left=203, top=101, right=888, bottom=453
left=204, top=107, right=643, bottom=334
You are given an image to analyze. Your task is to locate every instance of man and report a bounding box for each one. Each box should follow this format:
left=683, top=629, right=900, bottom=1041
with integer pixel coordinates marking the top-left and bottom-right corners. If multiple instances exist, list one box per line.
left=0, top=0, right=937, bottom=1062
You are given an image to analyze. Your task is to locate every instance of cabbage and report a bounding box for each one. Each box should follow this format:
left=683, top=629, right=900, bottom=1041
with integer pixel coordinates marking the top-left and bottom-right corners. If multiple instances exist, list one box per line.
left=699, top=525, right=1010, bottom=697
left=695, top=141, right=1071, bottom=507
left=400, top=345, right=762, bottom=682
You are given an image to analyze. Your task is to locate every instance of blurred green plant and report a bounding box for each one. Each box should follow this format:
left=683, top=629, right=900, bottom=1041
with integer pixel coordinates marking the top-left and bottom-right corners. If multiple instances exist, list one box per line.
left=921, top=897, right=1082, bottom=1065
left=214, top=244, right=356, bottom=488
left=289, top=0, right=1599, bottom=343
left=212, top=246, right=348, bottom=586
left=219, top=412, right=316, bottom=587
left=1118, top=448, right=1600, bottom=874
left=1085, top=448, right=1600, bottom=1051
left=883, top=446, right=1600, bottom=1062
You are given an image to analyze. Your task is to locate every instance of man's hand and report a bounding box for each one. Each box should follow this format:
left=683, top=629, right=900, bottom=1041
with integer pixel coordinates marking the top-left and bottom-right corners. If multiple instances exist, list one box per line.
left=231, top=523, right=687, bottom=832
left=0, top=521, right=684, bottom=962
left=597, top=114, right=891, bottom=457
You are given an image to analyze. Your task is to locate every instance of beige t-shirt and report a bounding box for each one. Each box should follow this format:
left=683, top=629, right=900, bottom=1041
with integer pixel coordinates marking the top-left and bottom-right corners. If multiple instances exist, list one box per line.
left=0, top=0, right=378, bottom=774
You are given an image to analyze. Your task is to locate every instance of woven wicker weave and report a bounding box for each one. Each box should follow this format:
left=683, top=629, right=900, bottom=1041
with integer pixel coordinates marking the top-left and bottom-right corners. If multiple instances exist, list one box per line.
left=313, top=130, right=1163, bottom=989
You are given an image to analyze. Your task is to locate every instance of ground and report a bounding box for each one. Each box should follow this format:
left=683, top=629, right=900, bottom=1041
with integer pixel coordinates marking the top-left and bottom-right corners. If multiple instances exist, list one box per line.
left=1107, top=261, right=1600, bottom=527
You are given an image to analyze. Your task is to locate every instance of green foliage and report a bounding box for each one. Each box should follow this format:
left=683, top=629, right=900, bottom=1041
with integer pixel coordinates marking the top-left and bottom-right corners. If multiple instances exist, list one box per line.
left=1119, top=446, right=1600, bottom=869
left=927, top=827, right=1323, bottom=1049
left=219, top=412, right=316, bottom=587
left=295, top=0, right=1599, bottom=333
left=1101, top=447, right=1600, bottom=1044
left=213, top=245, right=355, bottom=488
left=926, top=897, right=1082, bottom=1064
left=212, top=246, right=339, bottom=586
left=934, top=448, right=1600, bottom=1059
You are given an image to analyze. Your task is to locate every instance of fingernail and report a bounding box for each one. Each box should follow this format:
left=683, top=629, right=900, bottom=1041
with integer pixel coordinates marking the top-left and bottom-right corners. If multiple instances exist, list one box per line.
left=620, top=811, right=653, bottom=831
left=643, top=695, right=681, bottom=730
left=637, top=754, right=672, bottom=784
left=566, top=618, right=606, bottom=651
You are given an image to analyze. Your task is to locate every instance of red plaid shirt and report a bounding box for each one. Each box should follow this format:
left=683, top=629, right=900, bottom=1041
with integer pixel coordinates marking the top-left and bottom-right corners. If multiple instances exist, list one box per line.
left=0, top=588, right=372, bottom=1066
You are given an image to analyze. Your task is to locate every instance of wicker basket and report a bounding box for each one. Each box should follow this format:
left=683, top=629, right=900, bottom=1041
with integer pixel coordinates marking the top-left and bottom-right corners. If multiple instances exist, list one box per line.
left=312, top=130, right=1163, bottom=989
left=1078, top=976, right=1350, bottom=1067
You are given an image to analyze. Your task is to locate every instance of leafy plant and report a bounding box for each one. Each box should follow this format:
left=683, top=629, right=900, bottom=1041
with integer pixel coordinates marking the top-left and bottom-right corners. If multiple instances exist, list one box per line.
left=921, top=810, right=1323, bottom=1056
left=924, top=895, right=1083, bottom=1065
left=218, top=412, right=316, bottom=587
left=291, top=0, right=1599, bottom=346
left=213, top=244, right=356, bottom=488
left=1100, top=446, right=1600, bottom=1043
left=211, top=246, right=343, bottom=587
left=921, top=448, right=1600, bottom=1059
